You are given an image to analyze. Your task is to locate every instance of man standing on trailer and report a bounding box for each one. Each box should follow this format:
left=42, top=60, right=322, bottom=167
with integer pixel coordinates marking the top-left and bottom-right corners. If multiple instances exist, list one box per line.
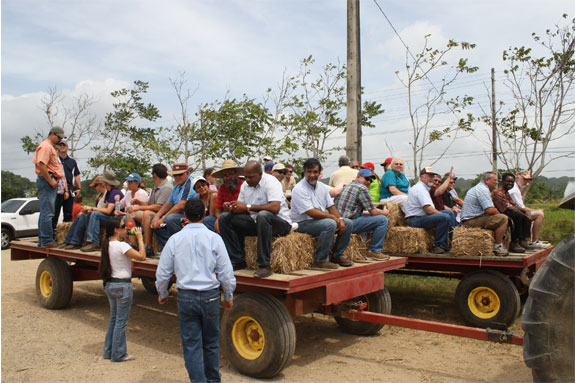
left=156, top=199, right=236, bottom=383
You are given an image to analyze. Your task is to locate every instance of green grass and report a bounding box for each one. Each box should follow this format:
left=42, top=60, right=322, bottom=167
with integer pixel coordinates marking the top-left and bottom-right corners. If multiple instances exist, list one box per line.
left=530, top=202, right=575, bottom=245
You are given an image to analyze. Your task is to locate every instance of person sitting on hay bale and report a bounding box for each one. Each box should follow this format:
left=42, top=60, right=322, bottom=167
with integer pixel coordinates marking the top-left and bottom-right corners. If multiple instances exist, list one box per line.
left=492, top=172, right=536, bottom=253
left=428, top=167, right=459, bottom=229
left=405, top=167, right=457, bottom=254
left=508, top=170, right=545, bottom=248
left=206, top=160, right=245, bottom=233
left=379, top=157, right=410, bottom=214
left=292, top=158, right=354, bottom=269
left=329, top=155, right=359, bottom=188
left=218, top=161, right=292, bottom=278
left=460, top=171, right=509, bottom=256
left=335, top=168, right=390, bottom=260
left=440, top=172, right=464, bottom=220
left=360, top=162, right=382, bottom=203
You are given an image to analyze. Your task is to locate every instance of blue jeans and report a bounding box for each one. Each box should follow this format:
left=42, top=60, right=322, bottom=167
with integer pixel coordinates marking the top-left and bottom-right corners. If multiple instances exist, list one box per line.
left=203, top=215, right=216, bottom=232
left=104, top=282, right=133, bottom=362
left=296, top=218, right=353, bottom=262
left=177, top=288, right=221, bottom=383
left=351, top=215, right=389, bottom=252
left=86, top=211, right=113, bottom=243
left=407, top=212, right=452, bottom=246
left=154, top=213, right=185, bottom=248
left=36, top=176, right=58, bottom=245
left=64, top=212, right=90, bottom=245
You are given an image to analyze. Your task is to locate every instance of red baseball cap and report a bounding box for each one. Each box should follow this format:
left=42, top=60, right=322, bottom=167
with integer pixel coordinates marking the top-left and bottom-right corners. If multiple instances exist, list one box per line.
left=361, top=162, right=375, bottom=171
left=380, top=157, right=393, bottom=166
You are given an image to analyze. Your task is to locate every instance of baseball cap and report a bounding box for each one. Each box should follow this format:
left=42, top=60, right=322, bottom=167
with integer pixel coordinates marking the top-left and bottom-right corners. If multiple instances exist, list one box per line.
left=263, top=155, right=273, bottom=162
left=420, top=167, right=439, bottom=176
left=362, top=162, right=375, bottom=171
left=272, top=163, right=286, bottom=171
left=264, top=162, right=274, bottom=171
left=380, top=157, right=393, bottom=166
left=358, top=168, right=375, bottom=179
left=516, top=170, right=533, bottom=180
left=125, top=173, right=142, bottom=183
left=49, top=126, right=66, bottom=138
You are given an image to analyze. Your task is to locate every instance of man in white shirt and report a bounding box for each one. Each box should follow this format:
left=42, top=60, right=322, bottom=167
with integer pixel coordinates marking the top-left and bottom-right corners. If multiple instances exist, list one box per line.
left=218, top=160, right=292, bottom=278
left=508, top=170, right=545, bottom=248
left=292, top=158, right=354, bottom=269
left=329, top=155, right=359, bottom=187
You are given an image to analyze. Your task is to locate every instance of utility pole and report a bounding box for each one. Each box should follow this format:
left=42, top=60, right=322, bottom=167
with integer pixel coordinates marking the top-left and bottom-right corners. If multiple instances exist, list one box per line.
left=491, top=68, right=497, bottom=173
left=346, top=0, right=361, bottom=163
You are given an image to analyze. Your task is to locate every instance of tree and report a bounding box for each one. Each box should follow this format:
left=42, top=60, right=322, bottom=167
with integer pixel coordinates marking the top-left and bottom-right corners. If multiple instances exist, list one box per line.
left=395, top=36, right=478, bottom=179
left=484, top=14, right=575, bottom=195
left=88, top=80, right=173, bottom=178
left=1, top=171, right=36, bottom=201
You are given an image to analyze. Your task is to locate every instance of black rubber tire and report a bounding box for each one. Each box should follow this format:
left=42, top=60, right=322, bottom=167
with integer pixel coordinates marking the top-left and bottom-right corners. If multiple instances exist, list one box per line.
left=35, top=257, right=73, bottom=309
left=522, top=234, right=575, bottom=383
left=455, top=269, right=521, bottom=328
left=2, top=227, right=12, bottom=250
left=221, top=292, right=296, bottom=379
left=512, top=276, right=530, bottom=305
left=140, top=277, right=173, bottom=294
left=334, top=288, right=392, bottom=335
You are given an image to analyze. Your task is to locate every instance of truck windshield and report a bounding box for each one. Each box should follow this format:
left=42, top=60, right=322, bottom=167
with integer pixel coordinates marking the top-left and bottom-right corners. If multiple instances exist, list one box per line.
left=1, top=200, right=25, bottom=213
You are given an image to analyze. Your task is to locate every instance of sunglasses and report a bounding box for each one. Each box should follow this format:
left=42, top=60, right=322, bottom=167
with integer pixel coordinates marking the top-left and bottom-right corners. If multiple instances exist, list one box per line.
left=275, top=170, right=287, bottom=175
left=119, top=224, right=126, bottom=229
left=56, top=135, right=63, bottom=140
left=351, top=166, right=361, bottom=170
left=287, top=170, right=293, bottom=173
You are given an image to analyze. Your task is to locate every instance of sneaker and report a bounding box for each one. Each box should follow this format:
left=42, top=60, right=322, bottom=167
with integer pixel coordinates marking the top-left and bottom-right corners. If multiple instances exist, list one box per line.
left=254, top=266, right=273, bottom=278
left=530, top=240, right=545, bottom=249
left=493, top=244, right=509, bottom=256
left=232, top=261, right=247, bottom=271
left=430, top=244, right=445, bottom=254
left=117, top=354, right=134, bottom=362
left=330, top=257, right=353, bottom=267
left=510, top=241, right=526, bottom=253
left=364, top=251, right=390, bottom=261
left=81, top=242, right=100, bottom=252
left=312, top=261, right=339, bottom=269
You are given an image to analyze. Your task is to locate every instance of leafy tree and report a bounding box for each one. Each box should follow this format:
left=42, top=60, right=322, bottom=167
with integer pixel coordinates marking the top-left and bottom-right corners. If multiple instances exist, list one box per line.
left=395, top=36, right=478, bottom=179
left=1, top=171, right=36, bottom=201
left=484, top=14, right=575, bottom=195
left=88, top=80, right=174, bottom=178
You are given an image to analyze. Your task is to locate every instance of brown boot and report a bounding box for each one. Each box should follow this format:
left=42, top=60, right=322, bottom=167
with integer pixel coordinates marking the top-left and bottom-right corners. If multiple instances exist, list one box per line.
left=364, top=250, right=390, bottom=261
left=81, top=242, right=100, bottom=252
left=330, top=257, right=353, bottom=267
left=312, top=261, right=339, bottom=269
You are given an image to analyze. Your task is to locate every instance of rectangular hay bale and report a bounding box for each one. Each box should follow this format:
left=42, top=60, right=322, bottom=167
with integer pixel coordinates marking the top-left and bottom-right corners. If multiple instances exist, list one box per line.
left=383, top=202, right=407, bottom=228
left=451, top=226, right=495, bottom=256
left=383, top=226, right=433, bottom=254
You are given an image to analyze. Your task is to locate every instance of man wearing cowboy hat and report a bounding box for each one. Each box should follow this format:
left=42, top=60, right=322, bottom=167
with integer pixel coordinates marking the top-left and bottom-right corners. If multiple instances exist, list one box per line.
left=33, top=126, right=65, bottom=247
left=204, top=160, right=245, bottom=234
left=151, top=163, right=198, bottom=248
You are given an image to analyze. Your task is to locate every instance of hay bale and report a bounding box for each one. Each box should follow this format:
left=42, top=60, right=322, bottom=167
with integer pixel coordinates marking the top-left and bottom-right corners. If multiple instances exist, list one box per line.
left=344, top=234, right=367, bottom=261
left=451, top=226, right=495, bottom=256
left=384, top=202, right=407, bottom=228
left=55, top=222, right=73, bottom=244
left=383, top=226, right=433, bottom=254
left=245, top=232, right=316, bottom=273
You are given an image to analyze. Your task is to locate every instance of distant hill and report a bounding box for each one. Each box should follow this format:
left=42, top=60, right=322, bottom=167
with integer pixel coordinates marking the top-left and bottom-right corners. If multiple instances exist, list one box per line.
left=1, top=170, right=37, bottom=201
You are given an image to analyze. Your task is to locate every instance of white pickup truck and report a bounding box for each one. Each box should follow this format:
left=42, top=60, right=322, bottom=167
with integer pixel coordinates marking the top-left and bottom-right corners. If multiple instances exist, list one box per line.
left=1, top=198, right=40, bottom=249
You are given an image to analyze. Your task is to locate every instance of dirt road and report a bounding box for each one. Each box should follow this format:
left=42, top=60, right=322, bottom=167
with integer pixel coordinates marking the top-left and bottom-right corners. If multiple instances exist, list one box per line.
left=1, top=249, right=532, bottom=382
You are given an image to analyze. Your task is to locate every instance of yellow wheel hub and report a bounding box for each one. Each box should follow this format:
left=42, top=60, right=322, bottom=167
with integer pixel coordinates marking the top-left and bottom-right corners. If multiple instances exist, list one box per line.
left=468, top=286, right=500, bottom=319
left=232, top=316, right=265, bottom=360
left=39, top=270, right=53, bottom=298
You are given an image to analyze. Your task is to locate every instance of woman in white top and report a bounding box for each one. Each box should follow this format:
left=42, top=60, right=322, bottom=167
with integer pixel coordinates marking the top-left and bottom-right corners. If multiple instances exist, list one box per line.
left=99, top=217, right=145, bottom=362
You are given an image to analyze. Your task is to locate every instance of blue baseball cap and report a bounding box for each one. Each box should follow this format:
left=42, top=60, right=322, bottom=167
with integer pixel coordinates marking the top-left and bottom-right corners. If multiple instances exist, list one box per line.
left=358, top=168, right=375, bottom=179
left=125, top=173, right=142, bottom=183
left=264, top=162, right=275, bottom=171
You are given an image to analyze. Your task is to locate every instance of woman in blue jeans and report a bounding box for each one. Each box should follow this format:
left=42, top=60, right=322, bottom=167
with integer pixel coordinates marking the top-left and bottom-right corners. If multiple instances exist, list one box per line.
left=99, top=217, right=146, bottom=362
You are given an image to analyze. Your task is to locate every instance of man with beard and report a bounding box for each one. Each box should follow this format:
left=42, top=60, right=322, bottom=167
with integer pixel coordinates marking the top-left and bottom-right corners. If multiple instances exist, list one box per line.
left=204, top=160, right=245, bottom=234
left=219, top=161, right=292, bottom=277
left=491, top=172, right=535, bottom=253
left=291, top=158, right=353, bottom=269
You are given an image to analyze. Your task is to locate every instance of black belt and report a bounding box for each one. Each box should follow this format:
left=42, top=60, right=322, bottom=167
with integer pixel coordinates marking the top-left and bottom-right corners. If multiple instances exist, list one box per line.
left=109, top=278, right=131, bottom=283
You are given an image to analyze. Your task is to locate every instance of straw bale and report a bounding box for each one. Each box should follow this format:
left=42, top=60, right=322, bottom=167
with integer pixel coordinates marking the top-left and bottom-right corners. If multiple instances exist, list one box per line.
left=383, top=226, right=433, bottom=254
left=344, top=234, right=368, bottom=261
left=55, top=222, right=73, bottom=244
left=245, top=232, right=315, bottom=273
left=384, top=202, right=407, bottom=228
left=451, top=226, right=494, bottom=256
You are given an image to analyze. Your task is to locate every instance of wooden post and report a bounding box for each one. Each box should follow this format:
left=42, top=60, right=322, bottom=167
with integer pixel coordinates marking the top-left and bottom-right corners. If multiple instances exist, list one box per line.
left=491, top=68, right=497, bottom=173
left=346, top=0, right=362, bottom=163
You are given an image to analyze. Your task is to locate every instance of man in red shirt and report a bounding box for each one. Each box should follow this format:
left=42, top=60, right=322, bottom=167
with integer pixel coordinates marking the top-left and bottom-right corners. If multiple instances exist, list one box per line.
left=32, top=126, right=65, bottom=247
left=203, top=160, right=244, bottom=234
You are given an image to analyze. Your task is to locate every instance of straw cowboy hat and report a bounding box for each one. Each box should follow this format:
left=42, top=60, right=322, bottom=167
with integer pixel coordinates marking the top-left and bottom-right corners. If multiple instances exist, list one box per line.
left=167, top=163, right=189, bottom=175
left=212, top=160, right=245, bottom=178
left=99, top=170, right=121, bottom=186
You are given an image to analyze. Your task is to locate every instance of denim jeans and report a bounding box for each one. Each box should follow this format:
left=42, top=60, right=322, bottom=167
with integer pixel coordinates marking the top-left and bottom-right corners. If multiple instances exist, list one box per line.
left=203, top=215, right=217, bottom=232
left=351, top=215, right=389, bottom=252
left=218, top=211, right=292, bottom=267
left=64, top=212, right=90, bottom=245
left=177, top=288, right=221, bottom=383
left=53, top=191, right=74, bottom=229
left=296, top=218, right=353, bottom=262
left=36, top=176, right=58, bottom=245
left=104, top=282, right=133, bottom=362
left=86, top=211, right=113, bottom=243
left=407, top=212, right=452, bottom=246
left=154, top=213, right=185, bottom=248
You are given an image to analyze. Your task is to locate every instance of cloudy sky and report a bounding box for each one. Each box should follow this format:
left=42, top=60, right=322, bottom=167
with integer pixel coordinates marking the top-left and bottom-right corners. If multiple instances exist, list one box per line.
left=2, top=0, right=574, bottom=181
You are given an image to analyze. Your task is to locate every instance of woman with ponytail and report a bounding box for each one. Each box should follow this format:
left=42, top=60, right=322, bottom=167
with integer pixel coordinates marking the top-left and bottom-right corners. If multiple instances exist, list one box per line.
left=100, top=217, right=146, bottom=362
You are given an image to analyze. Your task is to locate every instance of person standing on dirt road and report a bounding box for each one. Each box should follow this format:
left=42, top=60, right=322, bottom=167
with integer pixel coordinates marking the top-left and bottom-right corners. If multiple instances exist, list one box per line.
left=156, top=199, right=236, bottom=383
left=100, top=217, right=146, bottom=362
left=32, top=126, right=65, bottom=247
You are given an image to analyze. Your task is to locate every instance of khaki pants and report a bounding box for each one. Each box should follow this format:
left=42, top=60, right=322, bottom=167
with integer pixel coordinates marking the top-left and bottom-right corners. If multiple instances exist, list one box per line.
left=462, top=214, right=507, bottom=230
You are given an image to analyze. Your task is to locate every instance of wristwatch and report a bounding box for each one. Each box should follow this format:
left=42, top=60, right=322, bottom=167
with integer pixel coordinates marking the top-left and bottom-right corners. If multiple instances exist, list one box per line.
left=247, top=204, right=252, bottom=211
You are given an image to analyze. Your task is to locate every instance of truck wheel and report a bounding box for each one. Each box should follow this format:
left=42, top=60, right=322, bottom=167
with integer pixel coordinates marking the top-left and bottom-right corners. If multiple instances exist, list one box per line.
left=334, top=288, right=392, bottom=335
left=455, top=269, right=520, bottom=328
left=140, top=277, right=173, bottom=295
left=35, top=257, right=73, bottom=309
left=2, top=227, right=12, bottom=250
left=522, top=234, right=574, bottom=382
left=222, top=293, right=296, bottom=378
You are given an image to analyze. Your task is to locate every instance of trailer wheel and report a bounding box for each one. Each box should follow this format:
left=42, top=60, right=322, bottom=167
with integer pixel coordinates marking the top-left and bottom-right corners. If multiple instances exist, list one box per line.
left=522, top=234, right=574, bottom=383
left=455, top=270, right=520, bottom=328
left=334, top=288, right=392, bottom=335
left=222, top=293, right=296, bottom=378
left=140, top=277, right=173, bottom=295
left=35, top=257, right=73, bottom=309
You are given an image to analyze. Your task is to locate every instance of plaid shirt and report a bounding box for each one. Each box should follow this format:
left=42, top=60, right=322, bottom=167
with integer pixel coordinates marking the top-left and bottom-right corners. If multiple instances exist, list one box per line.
left=461, top=182, right=494, bottom=221
left=491, top=187, right=517, bottom=213
left=334, top=181, right=375, bottom=219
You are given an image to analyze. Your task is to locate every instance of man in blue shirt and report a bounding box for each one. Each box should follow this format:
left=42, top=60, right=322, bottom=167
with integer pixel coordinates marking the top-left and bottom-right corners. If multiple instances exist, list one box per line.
left=405, top=167, right=456, bottom=254
left=53, top=141, right=81, bottom=229
left=156, top=199, right=235, bottom=383
left=291, top=158, right=353, bottom=268
left=151, top=163, right=198, bottom=248
left=335, top=168, right=390, bottom=260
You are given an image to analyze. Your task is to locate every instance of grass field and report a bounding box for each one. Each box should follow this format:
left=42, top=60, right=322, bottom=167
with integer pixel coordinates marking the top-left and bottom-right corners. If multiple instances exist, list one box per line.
left=529, top=202, right=575, bottom=245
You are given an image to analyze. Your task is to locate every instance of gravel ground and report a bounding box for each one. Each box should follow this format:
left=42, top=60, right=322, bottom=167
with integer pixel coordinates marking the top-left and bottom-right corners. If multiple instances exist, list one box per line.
left=1, top=248, right=532, bottom=382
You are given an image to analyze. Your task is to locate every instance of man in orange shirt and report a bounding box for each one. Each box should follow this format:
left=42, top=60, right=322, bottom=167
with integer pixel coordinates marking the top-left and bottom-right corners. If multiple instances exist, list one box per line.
left=33, top=126, right=65, bottom=247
